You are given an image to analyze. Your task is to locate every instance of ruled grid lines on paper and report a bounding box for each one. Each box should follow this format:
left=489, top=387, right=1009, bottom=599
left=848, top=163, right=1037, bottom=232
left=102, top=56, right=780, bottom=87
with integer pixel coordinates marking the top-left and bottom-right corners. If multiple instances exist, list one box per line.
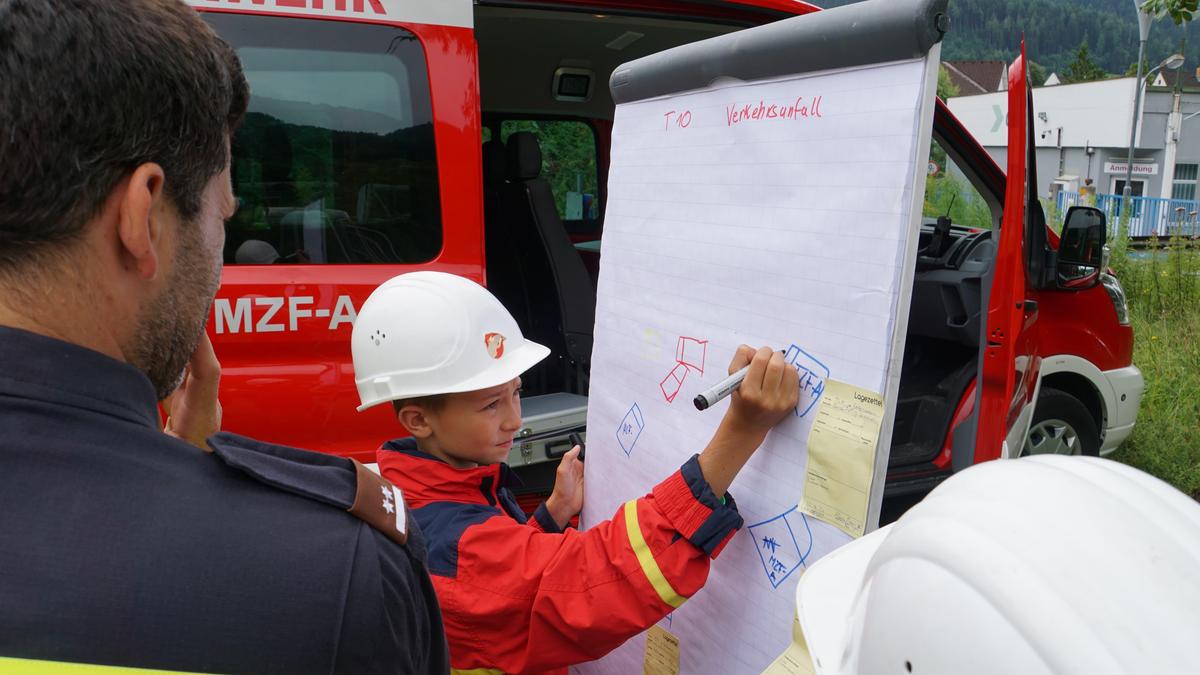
left=603, top=211, right=906, bottom=241
left=613, top=157, right=913, bottom=168
left=605, top=133, right=922, bottom=155
left=604, top=231, right=907, bottom=272
left=598, top=254, right=898, bottom=323
left=600, top=212, right=906, bottom=243
left=602, top=203, right=912, bottom=240
left=609, top=177, right=916, bottom=189
left=595, top=274, right=895, bottom=374
left=606, top=196, right=907, bottom=217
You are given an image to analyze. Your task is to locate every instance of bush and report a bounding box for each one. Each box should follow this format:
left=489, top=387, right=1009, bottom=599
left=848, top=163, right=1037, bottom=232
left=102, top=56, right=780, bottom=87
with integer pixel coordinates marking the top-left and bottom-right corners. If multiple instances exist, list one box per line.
left=1107, top=214, right=1200, bottom=499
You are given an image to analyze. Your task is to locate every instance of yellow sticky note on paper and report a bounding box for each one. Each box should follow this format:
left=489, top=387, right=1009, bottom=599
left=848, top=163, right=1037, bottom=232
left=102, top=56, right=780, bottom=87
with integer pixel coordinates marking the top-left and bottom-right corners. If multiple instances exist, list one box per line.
left=761, top=614, right=817, bottom=675
left=799, top=380, right=885, bottom=538
left=643, top=624, right=681, bottom=675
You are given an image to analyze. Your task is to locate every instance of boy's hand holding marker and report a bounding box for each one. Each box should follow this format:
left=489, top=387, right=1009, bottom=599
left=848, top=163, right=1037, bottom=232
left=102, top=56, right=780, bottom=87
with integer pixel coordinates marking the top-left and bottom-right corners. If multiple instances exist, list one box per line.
left=698, top=346, right=800, bottom=498
left=547, top=346, right=797, bottom=524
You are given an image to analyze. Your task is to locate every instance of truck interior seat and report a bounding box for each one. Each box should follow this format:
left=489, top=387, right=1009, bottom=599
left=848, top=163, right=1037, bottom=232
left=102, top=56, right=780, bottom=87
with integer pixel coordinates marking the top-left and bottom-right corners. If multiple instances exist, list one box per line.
left=499, top=132, right=595, bottom=392
left=483, top=137, right=551, bottom=393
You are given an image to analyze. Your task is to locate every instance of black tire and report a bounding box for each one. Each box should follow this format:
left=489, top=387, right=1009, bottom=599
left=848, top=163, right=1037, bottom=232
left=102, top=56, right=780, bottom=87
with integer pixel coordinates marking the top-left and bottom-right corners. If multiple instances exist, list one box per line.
left=1022, top=388, right=1101, bottom=457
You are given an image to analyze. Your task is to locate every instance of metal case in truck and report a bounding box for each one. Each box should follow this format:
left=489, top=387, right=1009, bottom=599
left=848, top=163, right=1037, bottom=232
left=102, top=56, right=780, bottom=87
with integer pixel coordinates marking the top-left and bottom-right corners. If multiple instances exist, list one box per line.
left=507, top=393, right=587, bottom=467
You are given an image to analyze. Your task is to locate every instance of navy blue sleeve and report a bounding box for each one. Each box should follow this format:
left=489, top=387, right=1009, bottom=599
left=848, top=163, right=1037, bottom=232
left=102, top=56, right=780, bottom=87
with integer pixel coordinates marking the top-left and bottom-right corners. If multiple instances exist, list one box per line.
left=531, top=502, right=563, bottom=533
left=336, top=524, right=449, bottom=675
left=668, top=455, right=744, bottom=556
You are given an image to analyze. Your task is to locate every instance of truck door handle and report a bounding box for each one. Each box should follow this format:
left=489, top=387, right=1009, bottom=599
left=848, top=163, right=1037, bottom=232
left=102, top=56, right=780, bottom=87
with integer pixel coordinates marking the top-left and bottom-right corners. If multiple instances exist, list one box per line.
left=1021, top=300, right=1038, bottom=313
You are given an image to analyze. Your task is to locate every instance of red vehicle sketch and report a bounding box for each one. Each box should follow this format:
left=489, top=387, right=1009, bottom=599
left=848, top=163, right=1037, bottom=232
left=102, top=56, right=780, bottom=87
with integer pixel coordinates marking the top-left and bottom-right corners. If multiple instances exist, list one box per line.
left=660, top=336, right=709, bottom=402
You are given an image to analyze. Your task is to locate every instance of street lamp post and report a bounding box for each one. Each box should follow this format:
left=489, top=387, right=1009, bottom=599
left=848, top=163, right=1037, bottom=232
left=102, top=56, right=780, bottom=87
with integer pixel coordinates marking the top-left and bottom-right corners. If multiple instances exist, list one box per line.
left=1123, top=1, right=1153, bottom=216
left=1122, top=51, right=1185, bottom=213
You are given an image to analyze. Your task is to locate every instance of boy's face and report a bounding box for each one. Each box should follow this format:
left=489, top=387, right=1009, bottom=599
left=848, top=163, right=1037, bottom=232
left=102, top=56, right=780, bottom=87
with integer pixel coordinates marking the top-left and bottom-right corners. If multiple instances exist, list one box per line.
left=410, top=378, right=523, bottom=468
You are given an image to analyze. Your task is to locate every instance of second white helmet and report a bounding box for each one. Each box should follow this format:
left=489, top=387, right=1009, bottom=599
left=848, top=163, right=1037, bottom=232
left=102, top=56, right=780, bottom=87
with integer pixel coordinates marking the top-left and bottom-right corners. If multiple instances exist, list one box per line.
left=795, top=455, right=1200, bottom=675
left=352, top=271, right=550, bottom=411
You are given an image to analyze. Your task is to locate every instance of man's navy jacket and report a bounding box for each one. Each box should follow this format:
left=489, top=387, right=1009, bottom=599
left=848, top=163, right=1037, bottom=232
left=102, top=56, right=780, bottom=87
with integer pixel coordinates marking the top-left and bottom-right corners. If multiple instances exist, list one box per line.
left=0, top=326, right=448, bottom=674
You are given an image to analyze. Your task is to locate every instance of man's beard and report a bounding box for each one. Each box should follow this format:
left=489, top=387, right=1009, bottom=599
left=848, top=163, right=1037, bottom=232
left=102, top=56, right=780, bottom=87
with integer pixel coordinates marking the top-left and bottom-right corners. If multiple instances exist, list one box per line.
left=130, top=227, right=222, bottom=401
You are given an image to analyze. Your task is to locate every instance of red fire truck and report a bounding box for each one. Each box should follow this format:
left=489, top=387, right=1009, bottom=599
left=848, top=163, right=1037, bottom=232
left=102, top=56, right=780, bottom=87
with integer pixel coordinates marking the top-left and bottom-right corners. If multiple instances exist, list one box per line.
left=187, top=0, right=1143, bottom=503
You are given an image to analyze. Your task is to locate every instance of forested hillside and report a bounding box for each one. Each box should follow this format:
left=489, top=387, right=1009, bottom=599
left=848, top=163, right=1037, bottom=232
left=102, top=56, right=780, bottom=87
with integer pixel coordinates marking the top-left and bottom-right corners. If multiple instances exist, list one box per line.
left=818, top=0, right=1198, bottom=77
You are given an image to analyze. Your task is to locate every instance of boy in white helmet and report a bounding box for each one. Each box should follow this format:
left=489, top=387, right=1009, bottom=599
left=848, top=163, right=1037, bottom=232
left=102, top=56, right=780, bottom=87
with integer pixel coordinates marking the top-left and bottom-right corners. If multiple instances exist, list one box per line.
left=352, top=271, right=799, bottom=675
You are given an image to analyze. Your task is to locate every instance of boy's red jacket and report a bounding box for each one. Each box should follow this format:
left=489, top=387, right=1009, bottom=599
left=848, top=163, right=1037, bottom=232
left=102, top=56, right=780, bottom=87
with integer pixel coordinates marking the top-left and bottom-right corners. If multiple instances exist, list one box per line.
left=377, top=438, right=744, bottom=675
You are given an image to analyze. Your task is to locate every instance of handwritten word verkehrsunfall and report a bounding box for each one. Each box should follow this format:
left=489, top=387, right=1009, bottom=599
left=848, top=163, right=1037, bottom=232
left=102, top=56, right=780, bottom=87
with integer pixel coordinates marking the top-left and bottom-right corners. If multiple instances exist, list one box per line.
left=726, top=96, right=823, bottom=126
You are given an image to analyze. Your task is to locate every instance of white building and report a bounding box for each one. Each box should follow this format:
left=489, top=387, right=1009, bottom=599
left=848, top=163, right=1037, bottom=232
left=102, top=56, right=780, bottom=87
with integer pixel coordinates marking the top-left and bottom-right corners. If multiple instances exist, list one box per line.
left=947, top=73, right=1200, bottom=208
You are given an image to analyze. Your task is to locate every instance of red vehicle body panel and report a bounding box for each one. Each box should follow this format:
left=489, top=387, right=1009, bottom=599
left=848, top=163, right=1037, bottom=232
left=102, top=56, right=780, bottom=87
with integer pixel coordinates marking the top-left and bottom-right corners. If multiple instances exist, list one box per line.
left=1035, top=290, right=1132, bottom=369
left=199, top=7, right=484, bottom=461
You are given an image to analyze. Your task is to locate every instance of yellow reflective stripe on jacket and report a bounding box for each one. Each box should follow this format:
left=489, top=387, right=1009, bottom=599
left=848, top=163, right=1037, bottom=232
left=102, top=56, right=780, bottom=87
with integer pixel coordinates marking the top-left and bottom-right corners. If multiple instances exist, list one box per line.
left=0, top=657, right=202, bottom=674
left=622, top=499, right=685, bottom=609
left=450, top=669, right=504, bottom=675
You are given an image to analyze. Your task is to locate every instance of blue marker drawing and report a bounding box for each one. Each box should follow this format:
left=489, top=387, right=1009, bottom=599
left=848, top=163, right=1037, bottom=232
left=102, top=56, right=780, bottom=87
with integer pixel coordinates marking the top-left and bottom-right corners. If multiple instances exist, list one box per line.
left=747, top=507, right=814, bottom=589
left=784, top=345, right=830, bottom=418
left=661, top=612, right=674, bottom=628
left=616, top=403, right=645, bottom=456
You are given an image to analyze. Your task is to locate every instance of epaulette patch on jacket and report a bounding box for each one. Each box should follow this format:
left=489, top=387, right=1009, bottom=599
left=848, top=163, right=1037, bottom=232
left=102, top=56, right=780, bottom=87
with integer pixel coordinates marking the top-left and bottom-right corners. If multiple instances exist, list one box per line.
left=208, top=431, right=419, bottom=553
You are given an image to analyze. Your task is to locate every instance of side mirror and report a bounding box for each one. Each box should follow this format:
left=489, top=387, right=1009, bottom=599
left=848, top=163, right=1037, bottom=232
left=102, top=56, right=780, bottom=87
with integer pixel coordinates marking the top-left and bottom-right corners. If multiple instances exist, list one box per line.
left=1057, top=206, right=1106, bottom=290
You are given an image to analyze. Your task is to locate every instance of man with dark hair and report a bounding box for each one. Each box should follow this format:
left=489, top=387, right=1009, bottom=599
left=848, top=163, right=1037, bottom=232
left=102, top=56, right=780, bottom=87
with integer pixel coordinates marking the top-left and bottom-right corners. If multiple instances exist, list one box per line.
left=0, top=1, right=448, bottom=672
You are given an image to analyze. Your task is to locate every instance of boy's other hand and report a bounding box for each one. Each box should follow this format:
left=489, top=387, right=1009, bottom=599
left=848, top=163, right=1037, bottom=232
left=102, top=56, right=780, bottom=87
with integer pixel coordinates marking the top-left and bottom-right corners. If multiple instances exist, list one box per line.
left=726, top=345, right=800, bottom=437
left=163, top=333, right=223, bottom=452
left=546, top=446, right=584, bottom=530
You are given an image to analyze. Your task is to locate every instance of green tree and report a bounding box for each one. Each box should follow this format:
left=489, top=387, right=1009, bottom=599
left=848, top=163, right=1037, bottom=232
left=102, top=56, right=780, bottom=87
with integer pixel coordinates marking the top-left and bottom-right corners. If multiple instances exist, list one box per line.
left=1141, top=0, right=1197, bottom=25
left=937, top=64, right=960, bottom=99
left=830, top=0, right=1198, bottom=79
left=1028, top=60, right=1048, bottom=87
left=501, top=120, right=599, bottom=220
left=1126, top=57, right=1152, bottom=76
left=923, top=171, right=994, bottom=230
left=1062, top=42, right=1109, bottom=83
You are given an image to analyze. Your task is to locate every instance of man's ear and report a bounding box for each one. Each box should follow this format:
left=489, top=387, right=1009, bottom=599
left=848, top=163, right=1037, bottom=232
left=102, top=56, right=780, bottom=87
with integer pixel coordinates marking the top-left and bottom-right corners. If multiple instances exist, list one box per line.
left=116, top=163, right=168, bottom=280
left=397, top=405, right=434, bottom=439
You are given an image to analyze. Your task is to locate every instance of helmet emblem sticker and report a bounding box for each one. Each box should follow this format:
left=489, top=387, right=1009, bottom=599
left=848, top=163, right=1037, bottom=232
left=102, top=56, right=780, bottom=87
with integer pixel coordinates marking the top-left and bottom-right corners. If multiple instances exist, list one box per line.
left=484, top=332, right=506, bottom=359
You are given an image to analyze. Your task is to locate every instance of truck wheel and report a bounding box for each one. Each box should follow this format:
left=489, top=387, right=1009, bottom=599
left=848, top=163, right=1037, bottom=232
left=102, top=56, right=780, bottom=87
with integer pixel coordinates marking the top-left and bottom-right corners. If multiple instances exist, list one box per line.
left=1022, top=388, right=1100, bottom=457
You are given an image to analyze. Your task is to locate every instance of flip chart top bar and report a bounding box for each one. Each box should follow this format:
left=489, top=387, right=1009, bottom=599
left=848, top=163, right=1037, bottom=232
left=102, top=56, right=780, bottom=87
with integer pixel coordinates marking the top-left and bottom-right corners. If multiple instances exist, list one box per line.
left=610, top=0, right=949, bottom=105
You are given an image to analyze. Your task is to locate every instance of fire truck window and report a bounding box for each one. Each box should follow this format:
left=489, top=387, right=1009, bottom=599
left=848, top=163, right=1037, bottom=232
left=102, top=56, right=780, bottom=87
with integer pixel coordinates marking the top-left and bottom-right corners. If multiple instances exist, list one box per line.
left=500, top=120, right=600, bottom=229
left=924, top=138, right=993, bottom=230
left=204, top=14, right=441, bottom=264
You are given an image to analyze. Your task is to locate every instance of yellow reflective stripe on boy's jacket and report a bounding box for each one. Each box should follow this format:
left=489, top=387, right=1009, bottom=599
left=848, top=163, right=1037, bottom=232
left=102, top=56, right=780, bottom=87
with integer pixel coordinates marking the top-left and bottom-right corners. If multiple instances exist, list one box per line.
left=623, top=499, right=686, bottom=608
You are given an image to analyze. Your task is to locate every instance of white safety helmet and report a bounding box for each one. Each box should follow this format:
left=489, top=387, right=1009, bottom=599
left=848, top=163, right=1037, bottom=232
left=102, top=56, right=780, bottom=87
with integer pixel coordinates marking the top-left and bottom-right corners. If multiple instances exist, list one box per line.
left=351, top=271, right=550, bottom=411
left=796, top=455, right=1200, bottom=675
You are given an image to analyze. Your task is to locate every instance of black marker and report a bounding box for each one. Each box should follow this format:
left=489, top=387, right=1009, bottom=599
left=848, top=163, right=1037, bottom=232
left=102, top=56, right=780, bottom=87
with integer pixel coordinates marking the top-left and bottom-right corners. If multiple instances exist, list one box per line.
left=693, top=364, right=751, bottom=411
left=694, top=349, right=787, bottom=411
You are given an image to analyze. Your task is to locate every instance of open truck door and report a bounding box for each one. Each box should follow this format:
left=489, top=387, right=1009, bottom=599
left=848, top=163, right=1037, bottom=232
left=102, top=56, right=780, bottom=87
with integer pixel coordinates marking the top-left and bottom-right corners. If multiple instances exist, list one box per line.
left=977, top=42, right=1044, bottom=461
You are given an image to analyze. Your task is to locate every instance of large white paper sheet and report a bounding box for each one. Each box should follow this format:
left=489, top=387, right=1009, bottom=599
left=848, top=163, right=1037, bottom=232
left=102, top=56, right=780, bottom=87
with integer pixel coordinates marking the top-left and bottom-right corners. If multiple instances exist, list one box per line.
left=577, top=57, right=934, bottom=674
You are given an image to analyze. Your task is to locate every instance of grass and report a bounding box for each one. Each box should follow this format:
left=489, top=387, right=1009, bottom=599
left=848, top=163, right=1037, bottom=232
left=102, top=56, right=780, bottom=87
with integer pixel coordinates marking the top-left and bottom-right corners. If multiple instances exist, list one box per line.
left=1106, top=227, right=1200, bottom=500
